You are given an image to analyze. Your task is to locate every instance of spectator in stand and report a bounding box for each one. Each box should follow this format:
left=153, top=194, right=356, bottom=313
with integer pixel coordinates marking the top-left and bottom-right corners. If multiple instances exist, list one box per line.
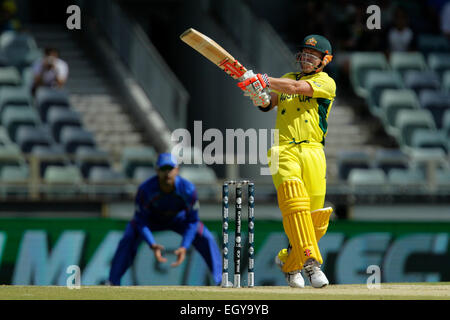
left=441, top=1, right=450, bottom=39
left=0, top=0, right=21, bottom=34
left=387, top=5, right=415, bottom=52
left=31, top=47, right=69, bottom=95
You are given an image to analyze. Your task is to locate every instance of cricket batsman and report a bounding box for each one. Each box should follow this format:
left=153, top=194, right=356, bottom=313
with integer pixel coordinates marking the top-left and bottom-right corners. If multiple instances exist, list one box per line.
left=237, top=35, right=336, bottom=288
left=109, top=153, right=222, bottom=285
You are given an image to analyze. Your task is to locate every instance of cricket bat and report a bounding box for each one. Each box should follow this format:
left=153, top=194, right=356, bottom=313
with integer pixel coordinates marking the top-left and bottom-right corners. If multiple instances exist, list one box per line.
left=180, top=28, right=247, bottom=80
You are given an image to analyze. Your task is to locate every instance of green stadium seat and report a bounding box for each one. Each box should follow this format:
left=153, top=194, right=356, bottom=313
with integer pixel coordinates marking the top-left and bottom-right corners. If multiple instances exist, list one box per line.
left=337, top=149, right=372, bottom=181
left=0, top=144, right=26, bottom=173
left=85, top=166, right=127, bottom=197
left=0, top=31, right=39, bottom=68
left=387, top=168, right=425, bottom=189
left=30, top=145, right=70, bottom=177
left=442, top=109, right=450, bottom=139
left=411, top=129, right=447, bottom=153
left=60, top=126, right=96, bottom=153
left=395, top=109, right=436, bottom=148
left=16, top=126, right=53, bottom=153
left=379, top=89, right=420, bottom=136
left=0, top=66, right=21, bottom=86
left=389, top=52, right=427, bottom=78
left=349, top=52, right=389, bottom=98
left=347, top=168, right=387, bottom=194
left=365, top=70, right=404, bottom=117
left=0, top=164, right=29, bottom=197
left=47, top=107, right=82, bottom=142
left=42, top=165, right=82, bottom=197
left=0, top=86, right=32, bottom=110
left=443, top=70, right=450, bottom=93
left=427, top=53, right=450, bottom=79
left=75, top=147, right=111, bottom=178
left=436, top=168, right=450, bottom=190
left=178, top=165, right=218, bottom=184
left=121, top=146, right=157, bottom=178
left=409, top=148, right=448, bottom=174
left=1, top=106, right=40, bottom=141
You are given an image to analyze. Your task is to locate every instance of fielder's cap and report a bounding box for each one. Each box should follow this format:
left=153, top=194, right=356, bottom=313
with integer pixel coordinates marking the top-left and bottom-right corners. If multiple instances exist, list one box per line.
left=156, top=153, right=178, bottom=168
left=301, top=34, right=332, bottom=55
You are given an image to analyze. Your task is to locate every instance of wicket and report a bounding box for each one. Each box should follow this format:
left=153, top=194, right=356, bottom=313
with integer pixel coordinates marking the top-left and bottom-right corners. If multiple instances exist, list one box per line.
left=221, top=180, right=255, bottom=288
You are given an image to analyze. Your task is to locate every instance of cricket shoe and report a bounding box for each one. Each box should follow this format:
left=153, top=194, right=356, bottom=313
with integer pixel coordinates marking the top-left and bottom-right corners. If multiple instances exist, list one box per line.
left=303, top=258, right=329, bottom=288
left=275, top=249, right=305, bottom=288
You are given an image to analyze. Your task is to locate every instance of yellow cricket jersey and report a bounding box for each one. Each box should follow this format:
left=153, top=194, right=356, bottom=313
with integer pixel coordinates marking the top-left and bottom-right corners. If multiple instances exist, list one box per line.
left=273, top=71, right=336, bottom=146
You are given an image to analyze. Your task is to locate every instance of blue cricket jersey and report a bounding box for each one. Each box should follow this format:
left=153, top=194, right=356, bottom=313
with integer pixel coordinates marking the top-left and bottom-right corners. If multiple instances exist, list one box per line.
left=132, top=175, right=200, bottom=249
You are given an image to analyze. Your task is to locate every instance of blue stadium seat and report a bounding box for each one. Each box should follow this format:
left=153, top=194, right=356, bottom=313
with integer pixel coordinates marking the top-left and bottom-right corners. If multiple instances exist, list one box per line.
left=365, top=70, right=403, bottom=117
left=60, top=127, right=96, bottom=153
left=47, top=107, right=82, bottom=142
left=373, top=148, right=409, bottom=175
left=337, top=149, right=372, bottom=181
left=86, top=167, right=127, bottom=196
left=34, top=87, right=70, bottom=121
left=0, top=31, right=40, bottom=68
left=347, top=168, right=387, bottom=193
left=387, top=168, right=425, bottom=188
left=404, top=70, right=440, bottom=94
left=418, top=90, right=450, bottom=128
left=15, top=126, right=53, bottom=153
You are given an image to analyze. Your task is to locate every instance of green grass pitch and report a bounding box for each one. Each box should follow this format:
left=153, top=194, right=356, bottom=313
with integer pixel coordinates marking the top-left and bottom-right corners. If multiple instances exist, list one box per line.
left=1, top=283, right=450, bottom=300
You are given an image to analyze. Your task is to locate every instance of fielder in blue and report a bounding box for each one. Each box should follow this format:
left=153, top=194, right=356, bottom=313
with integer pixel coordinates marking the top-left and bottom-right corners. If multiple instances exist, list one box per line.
left=109, top=153, right=222, bottom=285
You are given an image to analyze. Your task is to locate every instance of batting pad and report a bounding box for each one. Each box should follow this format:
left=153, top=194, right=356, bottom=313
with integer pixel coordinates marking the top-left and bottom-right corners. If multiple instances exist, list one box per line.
left=277, top=180, right=323, bottom=272
left=311, top=207, right=333, bottom=241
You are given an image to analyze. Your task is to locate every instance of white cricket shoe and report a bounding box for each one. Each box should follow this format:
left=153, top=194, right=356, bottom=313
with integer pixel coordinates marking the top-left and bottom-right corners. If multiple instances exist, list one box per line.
left=303, top=258, right=329, bottom=288
left=275, top=254, right=305, bottom=288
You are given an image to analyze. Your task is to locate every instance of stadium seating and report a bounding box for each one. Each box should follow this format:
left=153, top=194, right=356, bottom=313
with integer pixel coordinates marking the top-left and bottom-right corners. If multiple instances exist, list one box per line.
left=410, top=129, right=447, bottom=153
left=350, top=52, right=389, bottom=98
left=30, top=145, right=70, bottom=177
left=0, top=86, right=32, bottom=110
left=0, top=144, right=27, bottom=173
left=0, top=164, right=29, bottom=197
left=121, top=146, right=157, bottom=178
left=75, top=146, right=111, bottom=178
left=60, top=126, right=96, bottom=153
left=86, top=166, right=127, bottom=196
left=0, top=66, right=21, bottom=86
left=418, top=90, right=450, bottom=128
left=347, top=168, right=387, bottom=193
left=15, top=126, right=53, bottom=153
left=379, top=89, right=420, bottom=136
left=42, top=165, right=83, bottom=197
left=395, top=109, right=436, bottom=148
left=365, top=70, right=403, bottom=117
left=389, top=52, right=427, bottom=78
left=373, top=148, right=409, bottom=175
left=1, top=106, right=40, bottom=141
left=443, top=71, right=450, bottom=93
left=443, top=109, right=450, bottom=140
left=417, top=34, right=450, bottom=55
left=337, top=149, right=372, bottom=180
left=34, top=87, right=70, bottom=121
left=403, top=70, right=440, bottom=94
left=387, top=168, right=425, bottom=189
left=178, top=165, right=218, bottom=184
left=47, top=107, right=82, bottom=142
left=427, top=53, right=450, bottom=79
left=133, top=167, right=156, bottom=184
left=0, top=30, right=40, bottom=68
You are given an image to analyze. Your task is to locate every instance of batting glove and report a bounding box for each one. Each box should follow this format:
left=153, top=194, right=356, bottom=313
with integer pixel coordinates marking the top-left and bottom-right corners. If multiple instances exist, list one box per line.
left=238, top=73, right=270, bottom=96
left=248, top=89, right=271, bottom=107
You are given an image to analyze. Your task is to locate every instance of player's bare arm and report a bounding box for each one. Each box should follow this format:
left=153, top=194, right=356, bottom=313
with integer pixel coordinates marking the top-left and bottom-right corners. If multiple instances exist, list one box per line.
left=267, top=77, right=314, bottom=96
